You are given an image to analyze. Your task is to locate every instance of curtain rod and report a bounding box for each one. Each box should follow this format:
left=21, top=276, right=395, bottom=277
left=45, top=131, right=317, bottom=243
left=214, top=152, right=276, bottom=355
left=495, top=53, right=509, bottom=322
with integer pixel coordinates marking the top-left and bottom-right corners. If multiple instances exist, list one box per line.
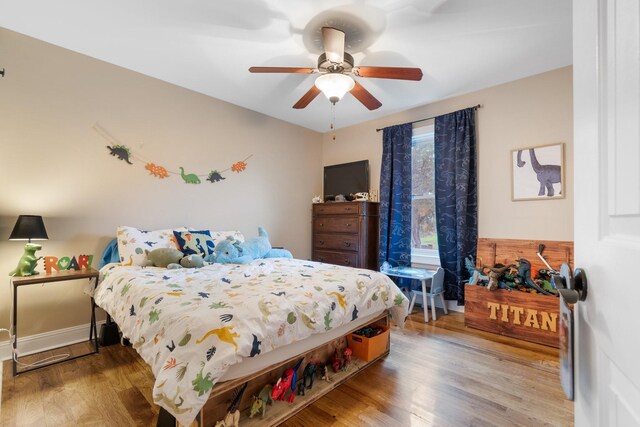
left=375, top=104, right=482, bottom=132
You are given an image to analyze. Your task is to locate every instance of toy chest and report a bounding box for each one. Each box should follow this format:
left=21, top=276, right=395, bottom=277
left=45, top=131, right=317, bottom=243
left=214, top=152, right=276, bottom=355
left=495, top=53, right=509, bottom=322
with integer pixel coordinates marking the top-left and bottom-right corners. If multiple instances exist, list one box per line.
left=464, top=238, right=574, bottom=348
left=347, top=325, right=390, bottom=362
left=465, top=284, right=560, bottom=347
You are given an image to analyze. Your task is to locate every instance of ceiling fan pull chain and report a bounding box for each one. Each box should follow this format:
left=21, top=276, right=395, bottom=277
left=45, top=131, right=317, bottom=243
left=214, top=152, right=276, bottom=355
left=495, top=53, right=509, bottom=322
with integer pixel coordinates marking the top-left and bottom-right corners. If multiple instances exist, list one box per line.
left=331, top=103, right=336, bottom=141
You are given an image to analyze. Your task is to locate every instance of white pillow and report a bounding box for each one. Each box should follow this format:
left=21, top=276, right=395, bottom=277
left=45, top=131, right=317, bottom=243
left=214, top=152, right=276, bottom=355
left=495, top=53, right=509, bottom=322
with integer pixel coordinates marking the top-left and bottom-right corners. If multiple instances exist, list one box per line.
left=209, top=230, right=245, bottom=245
left=117, top=226, right=187, bottom=266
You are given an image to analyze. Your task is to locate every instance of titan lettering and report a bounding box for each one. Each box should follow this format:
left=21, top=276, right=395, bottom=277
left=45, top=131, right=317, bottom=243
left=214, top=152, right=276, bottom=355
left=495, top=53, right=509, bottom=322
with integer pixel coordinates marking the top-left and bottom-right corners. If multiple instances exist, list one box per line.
left=486, top=302, right=557, bottom=332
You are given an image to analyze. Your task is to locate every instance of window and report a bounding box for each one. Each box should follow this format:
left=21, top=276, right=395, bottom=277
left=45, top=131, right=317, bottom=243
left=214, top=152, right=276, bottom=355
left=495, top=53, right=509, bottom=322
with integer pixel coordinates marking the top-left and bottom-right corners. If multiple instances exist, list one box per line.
left=411, top=123, right=439, bottom=265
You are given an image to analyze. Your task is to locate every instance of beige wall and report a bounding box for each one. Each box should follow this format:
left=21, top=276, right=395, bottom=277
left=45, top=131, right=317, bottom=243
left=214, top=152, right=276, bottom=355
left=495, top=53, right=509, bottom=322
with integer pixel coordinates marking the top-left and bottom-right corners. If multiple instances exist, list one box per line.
left=0, top=28, right=322, bottom=336
left=322, top=66, right=573, bottom=242
left=0, top=27, right=573, bottom=338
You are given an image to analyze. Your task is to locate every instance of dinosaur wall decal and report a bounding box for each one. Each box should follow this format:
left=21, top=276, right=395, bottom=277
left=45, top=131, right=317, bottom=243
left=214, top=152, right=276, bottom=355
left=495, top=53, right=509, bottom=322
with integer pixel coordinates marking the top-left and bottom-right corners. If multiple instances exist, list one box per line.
left=106, top=145, right=133, bottom=164
left=517, top=148, right=561, bottom=197
left=179, top=166, right=201, bottom=184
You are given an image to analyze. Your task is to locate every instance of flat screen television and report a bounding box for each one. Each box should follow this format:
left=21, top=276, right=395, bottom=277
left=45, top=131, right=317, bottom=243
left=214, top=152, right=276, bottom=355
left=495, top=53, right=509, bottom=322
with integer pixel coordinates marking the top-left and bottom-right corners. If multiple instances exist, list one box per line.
left=323, top=160, right=369, bottom=201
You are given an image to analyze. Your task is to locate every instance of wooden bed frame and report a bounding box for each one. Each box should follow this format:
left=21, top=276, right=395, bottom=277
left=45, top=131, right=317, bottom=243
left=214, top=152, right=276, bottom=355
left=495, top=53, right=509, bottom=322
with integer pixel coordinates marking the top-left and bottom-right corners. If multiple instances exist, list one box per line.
left=158, top=311, right=390, bottom=427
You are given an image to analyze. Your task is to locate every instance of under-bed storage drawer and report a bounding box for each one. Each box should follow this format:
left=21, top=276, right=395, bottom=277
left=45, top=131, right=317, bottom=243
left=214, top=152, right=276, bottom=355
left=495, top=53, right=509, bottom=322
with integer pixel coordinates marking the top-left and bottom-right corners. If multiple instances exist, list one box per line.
left=313, top=234, right=359, bottom=252
left=312, top=250, right=358, bottom=267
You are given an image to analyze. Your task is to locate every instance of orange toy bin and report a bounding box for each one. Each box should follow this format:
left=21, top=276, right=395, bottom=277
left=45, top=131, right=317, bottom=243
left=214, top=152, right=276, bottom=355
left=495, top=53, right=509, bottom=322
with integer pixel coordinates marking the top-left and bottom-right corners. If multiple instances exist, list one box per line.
left=347, top=325, right=390, bottom=362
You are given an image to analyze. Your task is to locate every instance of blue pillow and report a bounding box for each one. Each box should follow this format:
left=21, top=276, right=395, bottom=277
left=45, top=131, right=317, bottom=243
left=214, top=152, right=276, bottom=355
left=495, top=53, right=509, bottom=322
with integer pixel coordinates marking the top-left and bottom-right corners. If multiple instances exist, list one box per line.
left=173, top=230, right=215, bottom=256
left=99, top=238, right=121, bottom=269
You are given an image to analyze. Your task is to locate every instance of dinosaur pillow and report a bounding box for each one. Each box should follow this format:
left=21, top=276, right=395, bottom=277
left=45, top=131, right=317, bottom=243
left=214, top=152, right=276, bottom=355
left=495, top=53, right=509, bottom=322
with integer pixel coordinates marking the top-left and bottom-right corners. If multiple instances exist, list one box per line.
left=203, top=230, right=245, bottom=246
left=173, top=230, right=216, bottom=257
left=117, top=226, right=187, bottom=266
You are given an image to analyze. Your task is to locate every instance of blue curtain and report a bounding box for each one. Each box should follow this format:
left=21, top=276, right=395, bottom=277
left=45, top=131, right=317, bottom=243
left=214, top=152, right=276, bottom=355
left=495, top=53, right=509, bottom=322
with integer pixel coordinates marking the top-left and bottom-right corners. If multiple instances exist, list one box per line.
left=434, top=108, right=478, bottom=305
left=379, top=123, right=412, bottom=269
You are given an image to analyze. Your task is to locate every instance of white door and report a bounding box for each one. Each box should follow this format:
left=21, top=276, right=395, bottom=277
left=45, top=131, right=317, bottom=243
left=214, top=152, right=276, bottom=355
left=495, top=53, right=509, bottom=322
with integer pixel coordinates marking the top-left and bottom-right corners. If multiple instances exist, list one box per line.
left=573, top=0, right=640, bottom=425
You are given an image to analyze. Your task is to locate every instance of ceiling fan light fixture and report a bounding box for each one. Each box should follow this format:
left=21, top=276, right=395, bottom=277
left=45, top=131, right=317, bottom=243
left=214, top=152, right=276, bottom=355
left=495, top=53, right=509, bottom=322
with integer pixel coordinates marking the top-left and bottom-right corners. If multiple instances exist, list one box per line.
left=315, top=73, right=355, bottom=104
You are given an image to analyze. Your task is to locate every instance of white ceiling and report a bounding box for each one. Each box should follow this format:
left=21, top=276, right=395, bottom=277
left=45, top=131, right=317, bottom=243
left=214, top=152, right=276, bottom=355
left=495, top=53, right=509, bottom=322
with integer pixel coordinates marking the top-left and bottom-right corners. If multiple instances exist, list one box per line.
left=0, top=0, right=572, bottom=132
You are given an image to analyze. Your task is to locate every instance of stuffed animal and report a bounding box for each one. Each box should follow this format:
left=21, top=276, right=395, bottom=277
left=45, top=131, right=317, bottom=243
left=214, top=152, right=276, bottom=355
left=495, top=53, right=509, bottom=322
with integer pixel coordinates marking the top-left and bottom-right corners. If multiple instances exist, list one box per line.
left=265, top=248, right=293, bottom=259
left=145, top=248, right=183, bottom=268
left=145, top=248, right=204, bottom=269
left=205, top=227, right=292, bottom=264
left=167, top=254, right=205, bottom=269
left=180, top=254, right=204, bottom=268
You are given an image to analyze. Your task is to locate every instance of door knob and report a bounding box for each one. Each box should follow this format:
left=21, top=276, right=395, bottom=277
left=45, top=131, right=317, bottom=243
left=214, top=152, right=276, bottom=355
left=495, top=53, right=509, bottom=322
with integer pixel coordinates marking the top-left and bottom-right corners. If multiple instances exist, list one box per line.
left=551, top=263, right=588, bottom=303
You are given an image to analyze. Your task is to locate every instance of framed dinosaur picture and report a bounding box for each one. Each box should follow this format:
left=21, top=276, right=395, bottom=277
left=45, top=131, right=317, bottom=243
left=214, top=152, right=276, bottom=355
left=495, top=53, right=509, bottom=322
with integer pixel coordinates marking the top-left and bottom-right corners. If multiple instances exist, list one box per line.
left=511, top=143, right=565, bottom=201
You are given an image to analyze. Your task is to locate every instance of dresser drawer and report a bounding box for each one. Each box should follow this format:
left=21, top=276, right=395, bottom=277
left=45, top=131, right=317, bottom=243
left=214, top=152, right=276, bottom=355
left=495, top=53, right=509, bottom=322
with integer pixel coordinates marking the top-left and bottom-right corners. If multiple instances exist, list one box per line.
left=314, top=234, right=359, bottom=252
left=313, top=216, right=359, bottom=234
left=313, top=202, right=360, bottom=216
left=312, top=250, right=358, bottom=268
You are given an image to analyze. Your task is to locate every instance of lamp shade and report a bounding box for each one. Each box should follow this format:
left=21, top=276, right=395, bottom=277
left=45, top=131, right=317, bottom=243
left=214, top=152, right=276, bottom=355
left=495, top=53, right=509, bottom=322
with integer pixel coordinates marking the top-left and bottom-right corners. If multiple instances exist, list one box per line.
left=9, top=215, right=49, bottom=241
left=315, top=73, right=355, bottom=104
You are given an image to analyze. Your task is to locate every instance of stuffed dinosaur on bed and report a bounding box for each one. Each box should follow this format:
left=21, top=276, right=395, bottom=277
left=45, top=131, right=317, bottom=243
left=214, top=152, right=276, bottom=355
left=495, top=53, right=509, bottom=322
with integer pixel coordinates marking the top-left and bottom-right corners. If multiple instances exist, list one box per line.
left=145, top=248, right=204, bottom=269
left=204, top=227, right=292, bottom=264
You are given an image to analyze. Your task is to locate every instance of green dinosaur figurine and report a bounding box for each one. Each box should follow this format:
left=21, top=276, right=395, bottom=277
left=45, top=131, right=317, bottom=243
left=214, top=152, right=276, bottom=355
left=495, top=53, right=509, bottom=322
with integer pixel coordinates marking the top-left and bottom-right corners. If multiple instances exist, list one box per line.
left=9, top=243, right=43, bottom=277
left=249, top=385, right=273, bottom=419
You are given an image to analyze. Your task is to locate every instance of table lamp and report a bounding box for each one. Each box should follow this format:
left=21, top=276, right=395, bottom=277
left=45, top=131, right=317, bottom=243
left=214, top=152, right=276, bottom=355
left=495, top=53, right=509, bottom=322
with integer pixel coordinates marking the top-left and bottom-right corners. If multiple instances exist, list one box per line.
left=8, top=215, right=48, bottom=277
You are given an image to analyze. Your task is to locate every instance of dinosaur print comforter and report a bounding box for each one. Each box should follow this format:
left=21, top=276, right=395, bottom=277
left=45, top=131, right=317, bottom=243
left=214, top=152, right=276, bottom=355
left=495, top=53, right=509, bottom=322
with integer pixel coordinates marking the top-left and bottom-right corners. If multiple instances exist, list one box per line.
left=95, top=258, right=409, bottom=426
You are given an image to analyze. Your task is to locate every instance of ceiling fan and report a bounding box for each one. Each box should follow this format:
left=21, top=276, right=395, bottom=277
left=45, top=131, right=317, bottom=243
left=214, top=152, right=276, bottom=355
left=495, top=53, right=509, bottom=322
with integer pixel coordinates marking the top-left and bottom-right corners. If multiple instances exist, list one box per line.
left=249, top=27, right=423, bottom=110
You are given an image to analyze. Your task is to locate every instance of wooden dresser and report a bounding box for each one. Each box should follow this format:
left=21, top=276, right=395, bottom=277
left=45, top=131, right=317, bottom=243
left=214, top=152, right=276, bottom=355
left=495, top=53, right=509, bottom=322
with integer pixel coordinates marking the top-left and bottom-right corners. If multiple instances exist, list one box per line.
left=312, top=202, right=379, bottom=270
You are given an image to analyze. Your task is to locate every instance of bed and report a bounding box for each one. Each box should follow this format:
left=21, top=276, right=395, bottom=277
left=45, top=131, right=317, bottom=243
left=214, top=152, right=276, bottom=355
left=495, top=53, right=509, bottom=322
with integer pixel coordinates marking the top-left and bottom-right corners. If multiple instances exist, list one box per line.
left=95, top=252, right=409, bottom=426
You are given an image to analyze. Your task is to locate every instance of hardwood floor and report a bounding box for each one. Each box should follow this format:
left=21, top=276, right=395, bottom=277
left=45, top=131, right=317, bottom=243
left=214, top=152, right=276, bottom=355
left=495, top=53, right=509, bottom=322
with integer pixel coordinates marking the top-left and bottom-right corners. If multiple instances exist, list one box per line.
left=1, top=311, right=573, bottom=426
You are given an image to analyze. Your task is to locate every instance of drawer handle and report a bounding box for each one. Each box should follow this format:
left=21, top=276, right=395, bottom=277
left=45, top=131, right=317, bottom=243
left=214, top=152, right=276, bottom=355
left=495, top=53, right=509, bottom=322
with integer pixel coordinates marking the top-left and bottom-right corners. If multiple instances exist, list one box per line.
left=319, top=240, right=325, bottom=245
left=318, top=257, right=324, bottom=262
left=344, top=242, right=351, bottom=247
left=319, top=223, right=324, bottom=227
left=344, top=259, right=351, bottom=265
left=345, top=223, right=351, bottom=227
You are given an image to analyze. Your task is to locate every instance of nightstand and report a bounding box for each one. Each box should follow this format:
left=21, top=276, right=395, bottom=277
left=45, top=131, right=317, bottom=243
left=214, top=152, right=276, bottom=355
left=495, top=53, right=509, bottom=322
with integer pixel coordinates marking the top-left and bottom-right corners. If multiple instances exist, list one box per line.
left=10, top=268, right=100, bottom=376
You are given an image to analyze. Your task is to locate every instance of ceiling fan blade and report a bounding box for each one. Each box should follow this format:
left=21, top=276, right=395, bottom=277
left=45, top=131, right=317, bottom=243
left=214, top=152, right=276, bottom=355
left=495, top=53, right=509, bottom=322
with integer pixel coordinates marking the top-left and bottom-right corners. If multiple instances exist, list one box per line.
left=249, top=67, right=315, bottom=74
left=293, top=85, right=321, bottom=109
left=322, top=27, right=345, bottom=64
left=350, top=81, right=382, bottom=110
left=353, top=66, right=423, bottom=81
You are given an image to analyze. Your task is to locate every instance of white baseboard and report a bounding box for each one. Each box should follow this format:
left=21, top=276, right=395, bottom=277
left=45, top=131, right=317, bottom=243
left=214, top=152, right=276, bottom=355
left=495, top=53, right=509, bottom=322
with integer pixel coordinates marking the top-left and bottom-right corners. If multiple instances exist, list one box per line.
left=446, top=301, right=464, bottom=313
left=0, top=320, right=105, bottom=361
left=411, top=297, right=464, bottom=313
